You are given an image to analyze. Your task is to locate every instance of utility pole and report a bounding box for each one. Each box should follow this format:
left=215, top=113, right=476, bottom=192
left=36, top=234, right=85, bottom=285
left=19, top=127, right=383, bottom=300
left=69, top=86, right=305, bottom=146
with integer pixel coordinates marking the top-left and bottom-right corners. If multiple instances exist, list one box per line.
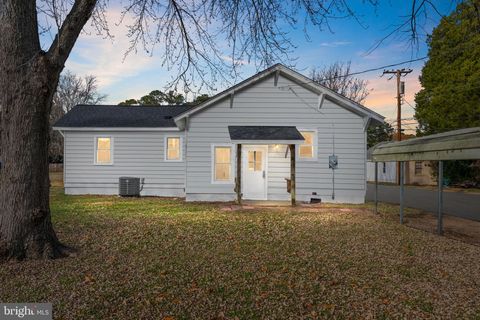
left=383, top=68, right=412, bottom=184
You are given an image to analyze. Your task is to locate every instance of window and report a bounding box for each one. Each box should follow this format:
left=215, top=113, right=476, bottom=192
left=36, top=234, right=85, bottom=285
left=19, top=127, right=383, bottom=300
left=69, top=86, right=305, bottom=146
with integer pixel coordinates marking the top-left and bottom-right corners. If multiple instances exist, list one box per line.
left=213, top=145, right=232, bottom=182
left=299, top=131, right=316, bottom=159
left=95, top=137, right=112, bottom=164
left=382, top=162, right=386, bottom=174
left=415, top=161, right=423, bottom=175
left=248, top=150, right=262, bottom=171
left=165, top=137, right=182, bottom=161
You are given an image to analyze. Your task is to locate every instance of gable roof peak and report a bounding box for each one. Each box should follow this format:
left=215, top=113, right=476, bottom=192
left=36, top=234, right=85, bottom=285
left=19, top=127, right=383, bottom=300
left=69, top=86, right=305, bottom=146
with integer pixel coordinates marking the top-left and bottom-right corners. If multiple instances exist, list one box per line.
left=174, top=63, right=384, bottom=124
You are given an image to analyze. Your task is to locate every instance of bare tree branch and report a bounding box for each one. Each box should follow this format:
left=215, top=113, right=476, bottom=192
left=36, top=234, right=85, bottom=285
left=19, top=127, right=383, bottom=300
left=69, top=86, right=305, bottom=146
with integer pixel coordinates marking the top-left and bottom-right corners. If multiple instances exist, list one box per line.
left=311, top=61, right=370, bottom=104
left=49, top=71, right=107, bottom=161
left=47, top=0, right=98, bottom=68
left=365, top=0, right=455, bottom=56
left=36, top=0, right=450, bottom=92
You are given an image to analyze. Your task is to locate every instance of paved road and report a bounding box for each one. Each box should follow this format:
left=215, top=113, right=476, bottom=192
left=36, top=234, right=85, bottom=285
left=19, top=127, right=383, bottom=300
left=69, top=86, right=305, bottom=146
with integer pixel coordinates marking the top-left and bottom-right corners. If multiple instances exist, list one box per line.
left=366, top=183, right=480, bottom=221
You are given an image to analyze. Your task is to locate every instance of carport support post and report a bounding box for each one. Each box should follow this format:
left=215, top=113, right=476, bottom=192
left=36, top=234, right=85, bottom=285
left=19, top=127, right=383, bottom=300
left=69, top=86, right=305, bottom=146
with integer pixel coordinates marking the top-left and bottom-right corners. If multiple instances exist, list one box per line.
left=236, top=144, right=242, bottom=204
left=289, top=144, right=296, bottom=206
left=374, top=162, right=378, bottom=214
left=437, top=160, right=444, bottom=235
left=399, top=161, right=405, bottom=224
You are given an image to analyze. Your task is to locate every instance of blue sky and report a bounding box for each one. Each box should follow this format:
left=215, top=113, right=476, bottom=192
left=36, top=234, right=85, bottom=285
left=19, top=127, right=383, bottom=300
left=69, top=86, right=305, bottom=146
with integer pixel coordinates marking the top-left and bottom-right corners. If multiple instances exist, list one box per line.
left=54, top=1, right=456, bottom=131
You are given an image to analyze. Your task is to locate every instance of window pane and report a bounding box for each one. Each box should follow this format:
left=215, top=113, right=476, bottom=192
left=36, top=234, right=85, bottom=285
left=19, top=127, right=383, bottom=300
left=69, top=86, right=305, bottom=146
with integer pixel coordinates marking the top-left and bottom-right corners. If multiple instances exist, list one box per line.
left=215, top=163, right=231, bottom=180
left=247, top=151, right=262, bottom=171
left=214, top=147, right=231, bottom=181
left=301, top=132, right=313, bottom=145
left=215, top=147, right=230, bottom=163
left=299, top=131, right=314, bottom=158
left=248, top=151, right=255, bottom=170
left=97, top=138, right=110, bottom=150
left=96, top=137, right=111, bottom=164
left=299, top=145, right=313, bottom=158
left=248, top=151, right=254, bottom=163
left=255, top=151, right=262, bottom=171
left=168, top=149, right=180, bottom=160
left=415, top=161, right=422, bottom=175
left=168, top=137, right=179, bottom=149
left=97, top=150, right=111, bottom=163
left=166, top=138, right=180, bottom=160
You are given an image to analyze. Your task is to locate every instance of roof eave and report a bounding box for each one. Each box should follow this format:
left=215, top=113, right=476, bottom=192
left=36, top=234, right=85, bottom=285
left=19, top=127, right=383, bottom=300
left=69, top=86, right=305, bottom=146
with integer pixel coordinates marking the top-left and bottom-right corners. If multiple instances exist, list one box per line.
left=230, top=139, right=305, bottom=145
left=53, top=126, right=180, bottom=131
left=276, top=66, right=385, bottom=123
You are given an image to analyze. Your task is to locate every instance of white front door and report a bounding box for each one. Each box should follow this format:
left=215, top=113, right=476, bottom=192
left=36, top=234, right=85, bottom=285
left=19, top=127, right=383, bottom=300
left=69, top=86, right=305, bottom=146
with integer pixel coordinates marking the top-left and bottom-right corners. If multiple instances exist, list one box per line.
left=242, top=145, right=268, bottom=200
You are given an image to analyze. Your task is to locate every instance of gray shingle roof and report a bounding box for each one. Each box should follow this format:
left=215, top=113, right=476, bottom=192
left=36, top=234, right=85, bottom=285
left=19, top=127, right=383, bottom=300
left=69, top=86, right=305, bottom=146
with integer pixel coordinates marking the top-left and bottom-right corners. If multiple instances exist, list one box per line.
left=228, top=126, right=305, bottom=141
left=53, top=105, right=193, bottom=128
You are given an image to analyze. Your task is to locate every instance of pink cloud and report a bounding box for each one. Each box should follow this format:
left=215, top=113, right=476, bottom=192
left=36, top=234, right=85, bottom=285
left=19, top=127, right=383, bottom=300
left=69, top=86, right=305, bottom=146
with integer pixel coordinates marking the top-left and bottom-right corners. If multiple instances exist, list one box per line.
left=362, top=70, right=422, bottom=133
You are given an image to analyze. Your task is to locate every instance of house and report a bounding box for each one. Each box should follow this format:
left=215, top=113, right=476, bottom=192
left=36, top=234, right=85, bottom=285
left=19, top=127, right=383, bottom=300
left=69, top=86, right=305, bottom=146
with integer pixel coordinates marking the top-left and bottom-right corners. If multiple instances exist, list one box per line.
left=366, top=159, right=397, bottom=183
left=367, top=150, right=436, bottom=185
left=53, top=64, right=384, bottom=203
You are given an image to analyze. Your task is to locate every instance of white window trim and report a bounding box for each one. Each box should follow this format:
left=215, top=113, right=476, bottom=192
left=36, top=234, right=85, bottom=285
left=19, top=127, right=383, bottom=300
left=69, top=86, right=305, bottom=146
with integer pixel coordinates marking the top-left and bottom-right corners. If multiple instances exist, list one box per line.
left=164, top=136, right=183, bottom=162
left=297, top=129, right=318, bottom=161
left=93, top=136, right=114, bottom=165
left=211, top=143, right=235, bottom=184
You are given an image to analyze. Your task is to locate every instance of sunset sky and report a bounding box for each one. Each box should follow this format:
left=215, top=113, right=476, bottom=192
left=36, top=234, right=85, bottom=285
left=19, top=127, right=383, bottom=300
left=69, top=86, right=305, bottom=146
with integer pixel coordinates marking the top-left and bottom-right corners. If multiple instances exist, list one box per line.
left=44, top=1, right=456, bottom=133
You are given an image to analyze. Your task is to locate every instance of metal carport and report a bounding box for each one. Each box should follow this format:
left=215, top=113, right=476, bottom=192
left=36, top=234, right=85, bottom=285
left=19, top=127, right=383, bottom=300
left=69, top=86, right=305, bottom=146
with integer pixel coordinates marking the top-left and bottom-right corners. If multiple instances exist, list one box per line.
left=370, top=127, right=480, bottom=234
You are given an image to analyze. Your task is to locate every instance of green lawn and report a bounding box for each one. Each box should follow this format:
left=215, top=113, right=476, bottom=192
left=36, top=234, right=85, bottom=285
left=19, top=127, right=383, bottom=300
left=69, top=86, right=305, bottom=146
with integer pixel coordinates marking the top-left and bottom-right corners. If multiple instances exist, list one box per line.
left=1, top=188, right=480, bottom=319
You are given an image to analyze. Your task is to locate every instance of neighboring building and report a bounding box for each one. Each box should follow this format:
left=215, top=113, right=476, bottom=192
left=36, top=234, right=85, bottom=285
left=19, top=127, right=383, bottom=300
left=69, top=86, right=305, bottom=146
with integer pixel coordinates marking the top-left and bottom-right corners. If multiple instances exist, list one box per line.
left=54, top=64, right=384, bottom=203
left=367, top=152, right=436, bottom=185
left=366, top=160, right=396, bottom=183
left=405, top=161, right=436, bottom=185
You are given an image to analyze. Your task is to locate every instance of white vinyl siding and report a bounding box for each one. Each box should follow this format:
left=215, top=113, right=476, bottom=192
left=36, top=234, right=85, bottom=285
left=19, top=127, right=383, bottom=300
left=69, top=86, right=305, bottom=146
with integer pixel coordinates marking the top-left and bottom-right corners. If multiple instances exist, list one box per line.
left=185, top=73, right=367, bottom=203
left=267, top=144, right=290, bottom=200
left=64, top=131, right=185, bottom=196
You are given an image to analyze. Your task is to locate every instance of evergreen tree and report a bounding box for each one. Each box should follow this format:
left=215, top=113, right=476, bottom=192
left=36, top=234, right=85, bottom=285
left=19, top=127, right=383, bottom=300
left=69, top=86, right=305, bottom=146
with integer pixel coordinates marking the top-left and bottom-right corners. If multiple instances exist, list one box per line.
left=414, top=1, right=480, bottom=185
left=415, top=1, right=480, bottom=134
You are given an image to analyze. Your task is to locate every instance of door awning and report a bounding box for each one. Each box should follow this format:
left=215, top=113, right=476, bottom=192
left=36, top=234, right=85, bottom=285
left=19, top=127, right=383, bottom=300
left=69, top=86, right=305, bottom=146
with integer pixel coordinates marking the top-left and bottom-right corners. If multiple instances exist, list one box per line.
left=228, top=126, right=305, bottom=144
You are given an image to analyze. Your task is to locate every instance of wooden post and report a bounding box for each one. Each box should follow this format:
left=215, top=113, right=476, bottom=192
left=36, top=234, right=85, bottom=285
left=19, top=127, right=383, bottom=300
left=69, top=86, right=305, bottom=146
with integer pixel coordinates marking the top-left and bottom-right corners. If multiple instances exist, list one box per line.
left=374, top=161, right=378, bottom=214
left=399, top=161, right=404, bottom=224
left=289, top=144, right=296, bottom=206
left=236, top=144, right=242, bottom=204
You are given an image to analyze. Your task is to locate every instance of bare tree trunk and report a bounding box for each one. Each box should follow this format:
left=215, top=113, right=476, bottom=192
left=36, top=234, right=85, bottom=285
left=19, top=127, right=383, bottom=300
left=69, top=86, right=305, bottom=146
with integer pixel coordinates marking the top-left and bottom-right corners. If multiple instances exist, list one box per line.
left=0, top=0, right=71, bottom=259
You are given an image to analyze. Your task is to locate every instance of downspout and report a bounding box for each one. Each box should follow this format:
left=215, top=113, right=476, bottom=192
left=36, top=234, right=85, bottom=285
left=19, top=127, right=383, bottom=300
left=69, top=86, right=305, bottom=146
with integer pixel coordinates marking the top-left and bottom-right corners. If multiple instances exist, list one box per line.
left=363, top=117, right=371, bottom=200
left=183, top=116, right=189, bottom=198
left=331, top=124, right=336, bottom=200
left=59, top=130, right=66, bottom=191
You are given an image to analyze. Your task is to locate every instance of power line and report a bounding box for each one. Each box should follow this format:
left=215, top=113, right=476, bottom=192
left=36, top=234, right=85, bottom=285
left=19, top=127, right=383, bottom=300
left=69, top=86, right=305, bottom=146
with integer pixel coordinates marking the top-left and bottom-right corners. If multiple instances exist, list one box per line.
left=403, top=98, right=416, bottom=110
left=277, top=57, right=427, bottom=89
left=385, top=117, right=415, bottom=123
